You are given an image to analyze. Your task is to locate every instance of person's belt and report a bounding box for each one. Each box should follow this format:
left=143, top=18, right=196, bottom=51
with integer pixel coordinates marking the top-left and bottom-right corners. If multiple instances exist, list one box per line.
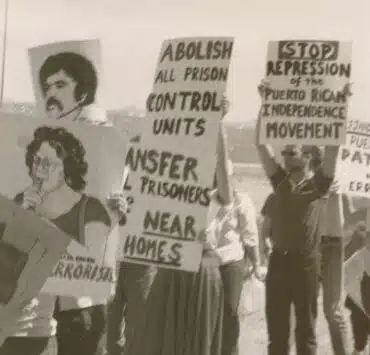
left=321, top=235, right=342, bottom=243
left=273, top=248, right=305, bottom=256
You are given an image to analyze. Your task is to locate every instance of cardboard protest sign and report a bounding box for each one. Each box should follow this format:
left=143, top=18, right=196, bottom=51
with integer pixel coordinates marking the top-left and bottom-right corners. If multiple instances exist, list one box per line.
left=109, top=114, right=144, bottom=144
left=344, top=207, right=370, bottom=317
left=28, top=39, right=106, bottom=123
left=259, top=40, right=352, bottom=145
left=120, top=37, right=234, bottom=272
left=337, top=119, right=370, bottom=197
left=0, top=194, right=70, bottom=344
left=0, top=113, right=127, bottom=299
left=345, top=248, right=370, bottom=317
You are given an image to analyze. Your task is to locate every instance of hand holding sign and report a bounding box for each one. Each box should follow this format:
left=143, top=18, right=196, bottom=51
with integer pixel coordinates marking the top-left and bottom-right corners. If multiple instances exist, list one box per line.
left=221, top=95, right=230, bottom=119
left=22, top=181, right=43, bottom=212
left=257, top=79, right=271, bottom=100
left=342, top=82, right=353, bottom=98
left=106, top=193, right=128, bottom=217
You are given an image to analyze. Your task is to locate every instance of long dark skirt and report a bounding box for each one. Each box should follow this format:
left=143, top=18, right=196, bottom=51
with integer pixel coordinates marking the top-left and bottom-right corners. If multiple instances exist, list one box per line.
left=123, top=253, right=224, bottom=355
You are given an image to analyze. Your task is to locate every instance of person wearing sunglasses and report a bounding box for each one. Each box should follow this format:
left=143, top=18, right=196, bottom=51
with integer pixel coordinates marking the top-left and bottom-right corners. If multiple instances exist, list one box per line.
left=255, top=80, right=351, bottom=355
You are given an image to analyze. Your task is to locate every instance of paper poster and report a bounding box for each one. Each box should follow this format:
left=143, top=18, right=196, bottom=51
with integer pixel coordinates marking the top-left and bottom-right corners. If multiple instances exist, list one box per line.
left=0, top=113, right=127, bottom=299
left=345, top=247, right=370, bottom=317
left=0, top=195, right=70, bottom=343
left=259, top=40, right=352, bottom=145
left=337, top=119, right=370, bottom=197
left=120, top=37, right=234, bottom=272
left=344, top=208, right=370, bottom=317
left=28, top=39, right=106, bottom=123
left=109, top=114, right=144, bottom=144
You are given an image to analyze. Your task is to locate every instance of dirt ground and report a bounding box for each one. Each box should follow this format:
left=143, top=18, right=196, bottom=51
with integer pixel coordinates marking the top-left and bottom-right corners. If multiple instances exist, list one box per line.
left=238, top=287, right=352, bottom=355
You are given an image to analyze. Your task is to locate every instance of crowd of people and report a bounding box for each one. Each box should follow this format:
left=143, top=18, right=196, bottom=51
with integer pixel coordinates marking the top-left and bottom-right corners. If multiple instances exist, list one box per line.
left=0, top=45, right=369, bottom=355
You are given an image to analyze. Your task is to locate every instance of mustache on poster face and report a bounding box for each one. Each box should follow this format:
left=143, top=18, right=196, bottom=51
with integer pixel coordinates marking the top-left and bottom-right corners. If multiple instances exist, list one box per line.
left=46, top=97, right=63, bottom=112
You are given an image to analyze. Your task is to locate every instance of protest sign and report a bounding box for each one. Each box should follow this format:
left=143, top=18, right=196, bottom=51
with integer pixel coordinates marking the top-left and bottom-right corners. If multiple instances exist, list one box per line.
left=337, top=119, right=370, bottom=198
left=28, top=39, right=106, bottom=123
left=0, top=194, right=70, bottom=344
left=120, top=37, right=234, bottom=272
left=259, top=40, right=352, bottom=145
left=344, top=207, right=370, bottom=317
left=109, top=114, right=144, bottom=144
left=345, top=248, right=370, bottom=317
left=0, top=113, right=127, bottom=299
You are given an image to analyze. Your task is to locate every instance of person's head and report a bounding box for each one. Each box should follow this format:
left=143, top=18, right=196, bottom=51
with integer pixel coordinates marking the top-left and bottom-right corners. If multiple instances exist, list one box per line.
left=25, top=126, right=88, bottom=193
left=280, top=145, right=322, bottom=174
left=39, top=52, right=98, bottom=119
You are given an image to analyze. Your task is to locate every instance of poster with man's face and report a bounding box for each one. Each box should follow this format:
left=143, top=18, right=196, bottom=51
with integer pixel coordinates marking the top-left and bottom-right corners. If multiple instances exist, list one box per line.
left=28, top=40, right=106, bottom=123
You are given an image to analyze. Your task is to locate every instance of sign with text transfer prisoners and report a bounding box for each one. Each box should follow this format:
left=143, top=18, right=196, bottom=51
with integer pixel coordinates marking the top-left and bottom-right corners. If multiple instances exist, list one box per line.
left=259, top=40, right=352, bottom=145
left=120, top=37, right=234, bottom=272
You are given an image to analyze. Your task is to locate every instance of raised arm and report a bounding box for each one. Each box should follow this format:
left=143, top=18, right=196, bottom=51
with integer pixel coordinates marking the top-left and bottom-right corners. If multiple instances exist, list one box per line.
left=215, top=122, right=233, bottom=205
left=315, top=83, right=352, bottom=190
left=321, top=146, right=340, bottom=179
left=254, top=107, right=280, bottom=178
left=237, top=194, right=260, bottom=265
left=255, top=81, right=285, bottom=189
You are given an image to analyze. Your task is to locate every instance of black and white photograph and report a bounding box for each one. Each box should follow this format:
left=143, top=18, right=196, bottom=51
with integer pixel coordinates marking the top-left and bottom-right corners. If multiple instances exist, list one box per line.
left=0, top=0, right=369, bottom=355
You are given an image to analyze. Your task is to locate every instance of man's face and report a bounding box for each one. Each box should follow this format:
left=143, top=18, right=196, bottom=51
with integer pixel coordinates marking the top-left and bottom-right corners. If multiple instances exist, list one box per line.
left=281, top=145, right=311, bottom=173
left=42, top=69, right=79, bottom=119
left=32, top=142, right=65, bottom=193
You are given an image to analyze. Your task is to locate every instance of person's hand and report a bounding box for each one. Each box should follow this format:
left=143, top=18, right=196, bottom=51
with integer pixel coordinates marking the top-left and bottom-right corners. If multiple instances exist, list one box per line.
left=107, top=192, right=128, bottom=218
left=354, top=221, right=367, bottom=241
left=257, top=79, right=271, bottom=100
left=254, top=265, right=267, bottom=282
left=342, top=82, right=353, bottom=98
left=22, top=185, right=43, bottom=211
left=329, top=180, right=341, bottom=194
left=263, top=238, right=273, bottom=260
left=221, top=95, right=230, bottom=119
left=197, top=228, right=216, bottom=251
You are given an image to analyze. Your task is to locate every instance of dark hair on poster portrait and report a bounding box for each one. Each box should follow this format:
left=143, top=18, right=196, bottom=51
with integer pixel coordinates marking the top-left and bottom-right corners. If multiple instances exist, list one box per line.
left=15, top=125, right=111, bottom=246
left=25, top=126, right=88, bottom=192
left=39, top=52, right=98, bottom=105
left=38, top=52, right=98, bottom=120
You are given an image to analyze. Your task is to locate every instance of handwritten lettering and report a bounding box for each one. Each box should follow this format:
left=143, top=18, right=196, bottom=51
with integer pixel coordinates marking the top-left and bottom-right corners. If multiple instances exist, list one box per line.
left=266, top=121, right=342, bottom=140
left=139, top=175, right=210, bottom=207
left=278, top=41, right=339, bottom=60
left=123, top=234, right=182, bottom=266
left=125, top=147, right=198, bottom=182
left=52, top=262, right=113, bottom=283
left=152, top=117, right=205, bottom=137
left=262, top=103, right=346, bottom=119
left=147, top=91, right=221, bottom=113
left=143, top=210, right=196, bottom=240
left=160, top=40, right=233, bottom=63
left=266, top=60, right=350, bottom=78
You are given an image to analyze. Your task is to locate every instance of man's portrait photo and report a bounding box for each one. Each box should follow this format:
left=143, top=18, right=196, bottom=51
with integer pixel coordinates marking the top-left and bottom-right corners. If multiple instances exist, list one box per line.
left=39, top=52, right=98, bottom=121
left=29, top=40, right=104, bottom=123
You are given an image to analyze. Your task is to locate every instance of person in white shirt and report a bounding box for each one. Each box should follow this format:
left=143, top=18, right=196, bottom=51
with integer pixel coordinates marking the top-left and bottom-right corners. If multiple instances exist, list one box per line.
left=310, top=149, right=353, bottom=355
left=205, top=160, right=264, bottom=355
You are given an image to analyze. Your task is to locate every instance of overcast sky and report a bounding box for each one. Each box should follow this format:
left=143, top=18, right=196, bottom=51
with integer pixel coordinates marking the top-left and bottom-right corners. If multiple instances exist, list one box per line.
left=1, top=0, right=369, bottom=121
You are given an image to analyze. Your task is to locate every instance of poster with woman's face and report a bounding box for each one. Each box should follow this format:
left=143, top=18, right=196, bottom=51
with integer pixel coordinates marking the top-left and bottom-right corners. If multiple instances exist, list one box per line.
left=28, top=39, right=106, bottom=124
left=0, top=113, right=128, bottom=299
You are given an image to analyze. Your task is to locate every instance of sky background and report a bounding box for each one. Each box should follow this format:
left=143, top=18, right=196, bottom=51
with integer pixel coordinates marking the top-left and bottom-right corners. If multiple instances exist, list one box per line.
left=0, top=0, right=369, bottom=122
